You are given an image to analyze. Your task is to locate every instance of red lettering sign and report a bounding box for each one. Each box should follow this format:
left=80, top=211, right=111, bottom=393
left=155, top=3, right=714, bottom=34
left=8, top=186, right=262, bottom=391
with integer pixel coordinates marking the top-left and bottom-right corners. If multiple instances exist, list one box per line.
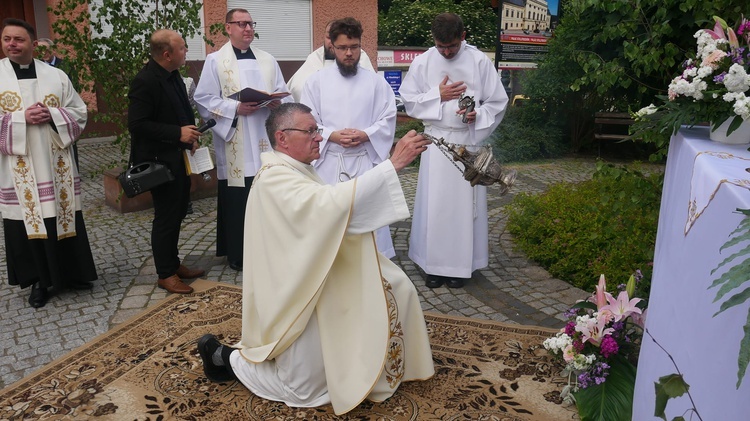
left=394, top=50, right=425, bottom=64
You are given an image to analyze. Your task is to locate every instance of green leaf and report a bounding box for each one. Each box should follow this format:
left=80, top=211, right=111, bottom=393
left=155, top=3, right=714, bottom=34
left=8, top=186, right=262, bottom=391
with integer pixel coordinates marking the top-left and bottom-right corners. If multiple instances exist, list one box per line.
left=574, top=357, right=636, bottom=421
left=653, top=373, right=689, bottom=420
left=572, top=300, right=598, bottom=311
left=714, top=286, right=750, bottom=317
left=736, top=307, right=750, bottom=388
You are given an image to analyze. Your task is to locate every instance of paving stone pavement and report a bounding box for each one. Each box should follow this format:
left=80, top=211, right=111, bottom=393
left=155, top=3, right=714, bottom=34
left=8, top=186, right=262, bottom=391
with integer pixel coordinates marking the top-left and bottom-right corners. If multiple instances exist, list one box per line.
left=0, top=137, right=658, bottom=390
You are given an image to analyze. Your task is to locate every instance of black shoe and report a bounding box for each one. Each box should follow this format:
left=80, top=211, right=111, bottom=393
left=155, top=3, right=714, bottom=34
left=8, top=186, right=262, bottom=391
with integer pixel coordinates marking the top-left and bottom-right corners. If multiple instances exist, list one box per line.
left=446, top=277, right=466, bottom=289
left=28, top=284, right=48, bottom=308
left=197, top=334, right=235, bottom=382
left=186, top=202, right=194, bottom=215
left=229, top=260, right=243, bottom=271
left=425, top=275, right=446, bottom=289
left=69, top=281, right=94, bottom=290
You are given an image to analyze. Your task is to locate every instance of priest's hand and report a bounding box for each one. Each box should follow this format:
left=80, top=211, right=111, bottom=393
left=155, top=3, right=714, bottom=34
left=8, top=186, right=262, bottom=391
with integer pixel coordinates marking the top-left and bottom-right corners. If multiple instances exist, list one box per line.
left=390, top=130, right=430, bottom=172
left=265, top=100, right=282, bottom=110
left=25, top=102, right=51, bottom=125
left=439, top=76, right=466, bottom=102
left=237, top=102, right=261, bottom=116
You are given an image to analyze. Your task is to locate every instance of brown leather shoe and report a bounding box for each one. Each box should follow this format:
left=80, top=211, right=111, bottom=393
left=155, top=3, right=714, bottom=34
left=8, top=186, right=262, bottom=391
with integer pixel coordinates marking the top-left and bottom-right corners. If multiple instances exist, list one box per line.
left=175, top=264, right=205, bottom=279
left=157, top=275, right=194, bottom=294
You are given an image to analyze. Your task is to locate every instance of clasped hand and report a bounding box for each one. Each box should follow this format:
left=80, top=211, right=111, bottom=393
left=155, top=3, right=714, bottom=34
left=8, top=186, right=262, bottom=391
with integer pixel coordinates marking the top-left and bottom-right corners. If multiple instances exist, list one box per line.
left=331, top=129, right=368, bottom=148
left=25, top=102, right=51, bottom=125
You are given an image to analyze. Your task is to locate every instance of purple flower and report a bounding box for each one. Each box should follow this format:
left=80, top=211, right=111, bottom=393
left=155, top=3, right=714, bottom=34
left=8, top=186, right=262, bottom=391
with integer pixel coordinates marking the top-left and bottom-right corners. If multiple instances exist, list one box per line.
left=635, top=270, right=643, bottom=283
left=600, top=335, right=619, bottom=358
left=578, top=362, right=611, bottom=389
left=573, top=339, right=585, bottom=352
left=564, top=322, right=576, bottom=336
left=714, top=72, right=727, bottom=83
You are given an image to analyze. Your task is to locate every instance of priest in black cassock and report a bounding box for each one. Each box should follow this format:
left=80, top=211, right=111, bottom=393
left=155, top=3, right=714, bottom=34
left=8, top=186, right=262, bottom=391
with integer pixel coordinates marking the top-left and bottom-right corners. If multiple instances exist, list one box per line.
left=0, top=18, right=97, bottom=308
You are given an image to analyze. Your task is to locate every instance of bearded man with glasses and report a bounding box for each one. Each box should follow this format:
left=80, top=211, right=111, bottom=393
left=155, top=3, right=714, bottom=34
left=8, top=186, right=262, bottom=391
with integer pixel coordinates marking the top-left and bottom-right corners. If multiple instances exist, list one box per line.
left=400, top=13, right=509, bottom=289
left=300, top=17, right=399, bottom=258
left=194, top=8, right=291, bottom=272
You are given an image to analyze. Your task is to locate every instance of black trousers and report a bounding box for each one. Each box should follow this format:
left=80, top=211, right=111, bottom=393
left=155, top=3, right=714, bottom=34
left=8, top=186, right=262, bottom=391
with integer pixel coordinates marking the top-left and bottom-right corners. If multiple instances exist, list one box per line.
left=216, top=177, right=253, bottom=264
left=151, top=172, right=191, bottom=279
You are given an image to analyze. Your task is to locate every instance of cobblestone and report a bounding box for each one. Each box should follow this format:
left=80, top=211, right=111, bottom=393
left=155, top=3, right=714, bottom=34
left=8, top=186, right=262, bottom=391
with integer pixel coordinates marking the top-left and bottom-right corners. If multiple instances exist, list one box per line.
left=0, top=136, right=663, bottom=390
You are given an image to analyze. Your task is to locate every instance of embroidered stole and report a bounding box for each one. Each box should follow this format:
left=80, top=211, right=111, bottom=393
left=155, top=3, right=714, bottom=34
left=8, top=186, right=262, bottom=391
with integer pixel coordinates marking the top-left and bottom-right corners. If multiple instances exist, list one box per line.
left=0, top=59, right=78, bottom=239
left=216, top=43, right=277, bottom=187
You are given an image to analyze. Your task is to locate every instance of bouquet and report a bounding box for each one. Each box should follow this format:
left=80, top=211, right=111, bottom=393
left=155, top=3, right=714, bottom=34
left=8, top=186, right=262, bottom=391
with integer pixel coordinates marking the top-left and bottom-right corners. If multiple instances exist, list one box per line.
left=633, top=16, right=750, bottom=136
left=543, top=272, right=647, bottom=421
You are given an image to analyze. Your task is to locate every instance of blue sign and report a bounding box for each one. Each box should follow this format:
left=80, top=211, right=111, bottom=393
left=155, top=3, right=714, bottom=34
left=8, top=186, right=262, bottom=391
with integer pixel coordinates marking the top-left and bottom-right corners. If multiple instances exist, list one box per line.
left=384, top=70, right=402, bottom=94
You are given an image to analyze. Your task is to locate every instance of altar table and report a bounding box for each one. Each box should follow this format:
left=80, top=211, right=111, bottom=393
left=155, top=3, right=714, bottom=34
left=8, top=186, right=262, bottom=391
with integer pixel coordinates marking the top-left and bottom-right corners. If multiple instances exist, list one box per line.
left=632, top=127, right=750, bottom=419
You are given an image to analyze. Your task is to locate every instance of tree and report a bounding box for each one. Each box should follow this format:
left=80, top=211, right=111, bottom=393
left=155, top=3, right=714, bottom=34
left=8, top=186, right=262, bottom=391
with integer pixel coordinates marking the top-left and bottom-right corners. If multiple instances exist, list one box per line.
left=49, top=0, right=205, bottom=158
left=523, top=0, right=746, bottom=157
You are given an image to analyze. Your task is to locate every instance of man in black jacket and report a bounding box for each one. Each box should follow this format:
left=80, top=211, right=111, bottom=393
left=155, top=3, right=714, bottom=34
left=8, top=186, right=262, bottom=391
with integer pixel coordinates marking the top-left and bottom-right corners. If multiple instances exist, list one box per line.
left=128, top=29, right=205, bottom=294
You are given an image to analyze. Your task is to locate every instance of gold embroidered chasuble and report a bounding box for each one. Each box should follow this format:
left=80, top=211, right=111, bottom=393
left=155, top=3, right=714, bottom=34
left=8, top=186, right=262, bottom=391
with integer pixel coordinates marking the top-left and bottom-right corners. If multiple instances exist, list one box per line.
left=237, top=151, right=434, bottom=415
left=0, top=58, right=87, bottom=239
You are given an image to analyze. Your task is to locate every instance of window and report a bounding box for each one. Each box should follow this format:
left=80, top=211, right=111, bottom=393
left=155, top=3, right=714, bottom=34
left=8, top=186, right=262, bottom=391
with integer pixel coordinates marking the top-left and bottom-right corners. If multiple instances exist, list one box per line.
left=88, top=0, right=206, bottom=60
left=227, top=0, right=312, bottom=60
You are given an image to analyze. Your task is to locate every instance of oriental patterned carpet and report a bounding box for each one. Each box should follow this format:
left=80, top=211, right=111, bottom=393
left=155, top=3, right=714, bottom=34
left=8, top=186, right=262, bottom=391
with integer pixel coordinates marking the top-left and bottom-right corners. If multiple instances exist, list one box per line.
left=0, top=280, right=577, bottom=420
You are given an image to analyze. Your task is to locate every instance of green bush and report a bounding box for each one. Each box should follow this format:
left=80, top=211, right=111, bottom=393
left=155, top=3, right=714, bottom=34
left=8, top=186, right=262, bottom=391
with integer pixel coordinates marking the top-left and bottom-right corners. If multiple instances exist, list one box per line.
left=506, top=162, right=662, bottom=293
left=395, top=119, right=425, bottom=139
left=490, top=105, right=568, bottom=163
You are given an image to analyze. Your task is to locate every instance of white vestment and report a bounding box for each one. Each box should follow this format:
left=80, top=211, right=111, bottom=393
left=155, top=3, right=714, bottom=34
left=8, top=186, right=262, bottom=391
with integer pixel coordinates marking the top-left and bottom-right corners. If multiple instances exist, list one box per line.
left=301, top=64, right=397, bottom=257
left=0, top=58, right=87, bottom=239
left=399, top=42, right=509, bottom=278
left=286, top=46, right=374, bottom=102
left=194, top=42, right=290, bottom=185
left=232, top=151, right=434, bottom=415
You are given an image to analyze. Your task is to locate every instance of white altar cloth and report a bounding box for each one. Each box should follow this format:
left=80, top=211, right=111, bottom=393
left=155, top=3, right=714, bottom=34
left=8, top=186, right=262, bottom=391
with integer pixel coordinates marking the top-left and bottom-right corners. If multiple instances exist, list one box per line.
left=632, top=127, right=750, bottom=420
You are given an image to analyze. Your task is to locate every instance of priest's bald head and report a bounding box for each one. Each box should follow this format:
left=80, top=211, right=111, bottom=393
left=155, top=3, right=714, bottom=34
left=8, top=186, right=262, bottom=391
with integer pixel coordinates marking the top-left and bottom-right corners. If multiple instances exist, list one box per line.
left=266, top=103, right=322, bottom=165
left=1, top=18, right=37, bottom=65
left=149, top=29, right=187, bottom=72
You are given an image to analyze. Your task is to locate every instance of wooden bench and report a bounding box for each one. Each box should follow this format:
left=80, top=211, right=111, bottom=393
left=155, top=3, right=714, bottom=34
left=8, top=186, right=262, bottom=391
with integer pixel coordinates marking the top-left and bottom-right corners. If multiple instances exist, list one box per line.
left=594, top=112, right=635, bottom=156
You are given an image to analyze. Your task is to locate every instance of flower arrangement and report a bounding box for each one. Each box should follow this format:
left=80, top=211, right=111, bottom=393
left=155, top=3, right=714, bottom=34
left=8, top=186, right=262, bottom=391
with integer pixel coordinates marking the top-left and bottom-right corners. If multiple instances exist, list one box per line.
left=633, top=16, right=750, bottom=136
left=544, top=272, right=647, bottom=421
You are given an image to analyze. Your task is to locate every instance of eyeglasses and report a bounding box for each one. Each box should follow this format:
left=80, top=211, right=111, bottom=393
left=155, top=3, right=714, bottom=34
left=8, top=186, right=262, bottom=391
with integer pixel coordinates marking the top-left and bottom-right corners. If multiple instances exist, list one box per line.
left=435, top=43, right=461, bottom=52
left=227, top=21, right=256, bottom=29
left=332, top=43, right=361, bottom=53
left=282, top=127, right=323, bottom=138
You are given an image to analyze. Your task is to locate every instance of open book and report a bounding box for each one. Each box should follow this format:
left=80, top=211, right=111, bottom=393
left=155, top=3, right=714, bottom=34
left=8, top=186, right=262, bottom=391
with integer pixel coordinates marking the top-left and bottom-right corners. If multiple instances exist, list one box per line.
left=228, top=87, right=291, bottom=104
left=183, top=147, right=214, bottom=175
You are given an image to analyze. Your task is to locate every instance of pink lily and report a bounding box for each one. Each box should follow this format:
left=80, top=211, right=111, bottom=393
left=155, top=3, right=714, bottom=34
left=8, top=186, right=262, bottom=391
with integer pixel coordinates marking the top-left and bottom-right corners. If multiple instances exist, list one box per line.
left=704, top=19, right=727, bottom=40
left=593, top=274, right=608, bottom=310
left=601, top=291, right=643, bottom=322
left=702, top=49, right=727, bottom=68
left=575, top=314, right=614, bottom=346
left=727, top=26, right=740, bottom=49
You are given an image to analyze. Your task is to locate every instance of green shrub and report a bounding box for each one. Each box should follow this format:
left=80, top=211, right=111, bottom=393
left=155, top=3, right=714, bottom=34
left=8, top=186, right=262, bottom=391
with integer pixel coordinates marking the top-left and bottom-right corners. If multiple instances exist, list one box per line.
left=506, top=162, right=662, bottom=293
left=395, top=119, right=425, bottom=139
left=490, top=105, right=568, bottom=163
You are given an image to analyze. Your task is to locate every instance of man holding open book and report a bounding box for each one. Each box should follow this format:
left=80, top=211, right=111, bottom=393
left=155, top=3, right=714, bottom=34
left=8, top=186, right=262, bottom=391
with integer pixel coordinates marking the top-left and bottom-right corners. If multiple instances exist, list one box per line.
left=194, top=8, right=291, bottom=272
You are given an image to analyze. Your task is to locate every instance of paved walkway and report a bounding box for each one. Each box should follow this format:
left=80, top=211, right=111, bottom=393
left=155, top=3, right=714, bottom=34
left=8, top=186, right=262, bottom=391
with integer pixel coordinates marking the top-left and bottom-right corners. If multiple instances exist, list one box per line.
left=0, top=137, right=646, bottom=390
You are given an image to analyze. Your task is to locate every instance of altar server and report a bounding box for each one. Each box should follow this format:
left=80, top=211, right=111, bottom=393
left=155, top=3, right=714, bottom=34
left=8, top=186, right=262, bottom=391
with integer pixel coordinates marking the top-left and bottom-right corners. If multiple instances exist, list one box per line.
left=0, top=18, right=97, bottom=308
left=194, top=8, right=290, bottom=271
left=286, top=20, right=374, bottom=102
left=301, top=17, right=398, bottom=257
left=400, top=12, right=509, bottom=288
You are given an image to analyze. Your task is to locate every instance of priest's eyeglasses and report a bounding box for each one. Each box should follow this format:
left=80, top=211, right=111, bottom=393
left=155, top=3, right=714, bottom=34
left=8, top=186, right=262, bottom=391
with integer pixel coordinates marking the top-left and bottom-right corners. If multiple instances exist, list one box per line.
left=282, top=127, right=323, bottom=138
left=228, top=21, right=256, bottom=29
left=332, top=43, right=361, bottom=53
